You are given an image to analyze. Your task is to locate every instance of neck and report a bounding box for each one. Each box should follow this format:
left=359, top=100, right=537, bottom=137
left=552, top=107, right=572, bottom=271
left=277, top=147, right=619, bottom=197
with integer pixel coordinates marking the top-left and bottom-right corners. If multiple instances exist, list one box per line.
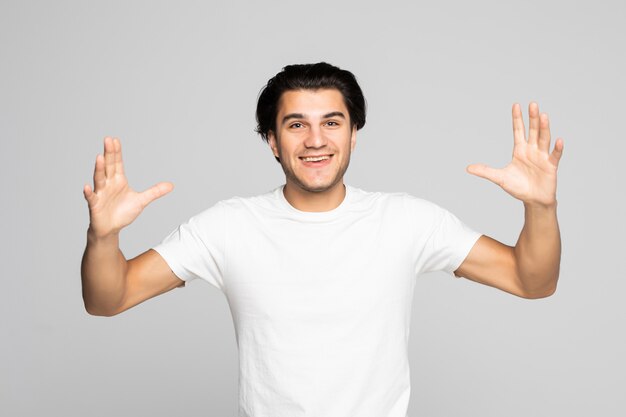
left=283, top=180, right=346, bottom=212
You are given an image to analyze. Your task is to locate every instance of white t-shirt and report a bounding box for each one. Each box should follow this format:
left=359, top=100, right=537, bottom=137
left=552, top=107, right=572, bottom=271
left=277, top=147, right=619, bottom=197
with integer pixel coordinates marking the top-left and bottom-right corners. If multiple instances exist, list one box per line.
left=154, top=185, right=481, bottom=417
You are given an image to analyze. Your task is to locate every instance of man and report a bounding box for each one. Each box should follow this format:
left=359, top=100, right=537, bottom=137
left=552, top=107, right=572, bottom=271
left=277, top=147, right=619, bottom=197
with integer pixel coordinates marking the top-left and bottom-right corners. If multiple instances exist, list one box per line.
left=81, top=62, right=563, bottom=416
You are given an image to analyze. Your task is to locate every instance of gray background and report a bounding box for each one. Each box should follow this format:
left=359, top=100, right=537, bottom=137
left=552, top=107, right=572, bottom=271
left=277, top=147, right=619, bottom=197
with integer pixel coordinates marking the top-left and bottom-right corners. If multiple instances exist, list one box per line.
left=1, top=0, right=624, bottom=416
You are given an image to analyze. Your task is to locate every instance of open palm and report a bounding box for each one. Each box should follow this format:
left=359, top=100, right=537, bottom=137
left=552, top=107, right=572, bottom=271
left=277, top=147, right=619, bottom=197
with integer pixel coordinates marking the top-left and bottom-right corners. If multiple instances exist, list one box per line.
left=467, top=102, right=564, bottom=207
left=83, top=137, right=173, bottom=238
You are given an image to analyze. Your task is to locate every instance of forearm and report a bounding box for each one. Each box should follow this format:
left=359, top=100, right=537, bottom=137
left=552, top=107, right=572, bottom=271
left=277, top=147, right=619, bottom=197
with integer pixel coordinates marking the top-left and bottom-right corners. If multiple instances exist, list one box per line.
left=513, top=202, right=561, bottom=297
left=81, top=228, right=128, bottom=316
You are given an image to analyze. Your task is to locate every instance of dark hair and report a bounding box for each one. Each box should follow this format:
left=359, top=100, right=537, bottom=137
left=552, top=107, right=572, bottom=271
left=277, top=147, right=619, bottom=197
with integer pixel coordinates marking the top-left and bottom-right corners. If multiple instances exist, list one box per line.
left=255, top=62, right=367, bottom=143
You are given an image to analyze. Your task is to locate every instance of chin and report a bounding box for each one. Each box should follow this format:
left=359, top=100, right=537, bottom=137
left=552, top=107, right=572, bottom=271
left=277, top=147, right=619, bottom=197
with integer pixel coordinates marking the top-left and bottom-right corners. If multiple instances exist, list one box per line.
left=301, top=184, right=334, bottom=193
left=282, top=159, right=350, bottom=194
left=292, top=176, right=341, bottom=194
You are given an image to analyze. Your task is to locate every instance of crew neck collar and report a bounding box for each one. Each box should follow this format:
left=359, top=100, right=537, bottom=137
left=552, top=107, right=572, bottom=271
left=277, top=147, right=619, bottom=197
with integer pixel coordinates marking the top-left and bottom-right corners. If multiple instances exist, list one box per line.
left=276, top=184, right=352, bottom=222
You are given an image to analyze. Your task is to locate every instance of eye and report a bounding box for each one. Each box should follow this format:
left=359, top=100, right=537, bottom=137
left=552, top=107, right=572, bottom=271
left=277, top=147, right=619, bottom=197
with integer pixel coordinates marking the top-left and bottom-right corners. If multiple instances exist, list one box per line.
left=325, top=121, right=339, bottom=127
left=289, top=122, right=304, bottom=129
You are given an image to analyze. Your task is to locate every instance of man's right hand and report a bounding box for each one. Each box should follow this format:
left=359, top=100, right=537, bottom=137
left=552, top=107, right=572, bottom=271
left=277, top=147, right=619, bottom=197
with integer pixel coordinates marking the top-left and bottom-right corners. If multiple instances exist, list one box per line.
left=81, top=137, right=182, bottom=317
left=83, top=137, right=173, bottom=238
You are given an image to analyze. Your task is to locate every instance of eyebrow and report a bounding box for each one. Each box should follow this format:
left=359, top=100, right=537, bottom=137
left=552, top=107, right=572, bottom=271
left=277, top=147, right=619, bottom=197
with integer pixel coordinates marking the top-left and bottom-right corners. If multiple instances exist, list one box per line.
left=281, top=111, right=347, bottom=126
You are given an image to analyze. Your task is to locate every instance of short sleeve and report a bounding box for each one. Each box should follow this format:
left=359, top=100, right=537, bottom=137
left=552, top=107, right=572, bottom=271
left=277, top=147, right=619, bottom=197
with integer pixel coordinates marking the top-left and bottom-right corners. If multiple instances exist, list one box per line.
left=152, top=202, right=226, bottom=291
left=414, top=200, right=482, bottom=276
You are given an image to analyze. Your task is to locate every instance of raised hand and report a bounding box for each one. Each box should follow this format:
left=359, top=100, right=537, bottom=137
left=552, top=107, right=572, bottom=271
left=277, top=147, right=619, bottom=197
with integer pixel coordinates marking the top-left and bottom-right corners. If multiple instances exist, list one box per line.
left=466, top=102, right=564, bottom=207
left=83, top=137, right=174, bottom=238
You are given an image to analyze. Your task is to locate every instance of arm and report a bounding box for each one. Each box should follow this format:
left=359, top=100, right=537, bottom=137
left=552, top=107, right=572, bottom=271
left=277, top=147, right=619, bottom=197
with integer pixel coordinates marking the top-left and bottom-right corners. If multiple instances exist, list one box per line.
left=81, top=137, right=182, bottom=316
left=455, top=102, right=564, bottom=299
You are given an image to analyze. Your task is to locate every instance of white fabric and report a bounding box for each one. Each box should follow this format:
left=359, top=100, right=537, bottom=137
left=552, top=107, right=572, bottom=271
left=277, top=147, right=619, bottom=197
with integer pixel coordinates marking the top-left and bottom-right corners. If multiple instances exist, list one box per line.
left=153, top=185, right=481, bottom=417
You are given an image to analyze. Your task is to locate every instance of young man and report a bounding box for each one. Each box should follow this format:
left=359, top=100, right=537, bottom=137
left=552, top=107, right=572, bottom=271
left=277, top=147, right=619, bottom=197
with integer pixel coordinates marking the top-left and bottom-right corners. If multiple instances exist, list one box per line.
left=81, top=63, right=563, bottom=417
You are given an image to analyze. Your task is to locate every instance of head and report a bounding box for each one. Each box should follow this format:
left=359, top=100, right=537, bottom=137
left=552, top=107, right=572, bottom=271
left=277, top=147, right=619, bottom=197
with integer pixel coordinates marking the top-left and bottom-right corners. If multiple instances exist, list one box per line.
left=256, top=62, right=366, bottom=149
left=255, top=63, right=367, bottom=194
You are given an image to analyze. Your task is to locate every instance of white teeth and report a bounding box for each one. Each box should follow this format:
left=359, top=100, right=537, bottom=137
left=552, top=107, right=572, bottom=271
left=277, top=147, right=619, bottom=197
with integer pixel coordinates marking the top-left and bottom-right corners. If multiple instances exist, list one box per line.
left=302, top=156, right=330, bottom=162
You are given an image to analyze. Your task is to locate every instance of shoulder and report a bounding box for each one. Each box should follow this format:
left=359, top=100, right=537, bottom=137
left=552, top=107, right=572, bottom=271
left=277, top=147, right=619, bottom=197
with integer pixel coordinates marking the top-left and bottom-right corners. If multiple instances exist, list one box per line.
left=218, top=186, right=283, bottom=214
left=345, top=186, right=450, bottom=229
left=190, top=187, right=282, bottom=222
left=399, top=193, right=448, bottom=218
left=351, top=186, right=443, bottom=215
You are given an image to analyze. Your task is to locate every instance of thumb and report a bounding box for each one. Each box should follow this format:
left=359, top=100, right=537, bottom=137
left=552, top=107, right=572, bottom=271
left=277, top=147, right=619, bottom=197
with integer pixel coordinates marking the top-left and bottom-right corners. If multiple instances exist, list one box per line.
left=466, top=164, right=503, bottom=187
left=139, top=182, right=174, bottom=207
left=83, top=184, right=95, bottom=203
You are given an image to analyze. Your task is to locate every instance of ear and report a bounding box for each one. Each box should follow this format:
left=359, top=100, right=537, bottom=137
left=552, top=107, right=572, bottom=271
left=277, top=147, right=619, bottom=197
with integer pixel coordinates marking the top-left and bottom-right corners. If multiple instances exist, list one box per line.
left=350, top=125, right=357, bottom=151
left=268, top=131, right=279, bottom=159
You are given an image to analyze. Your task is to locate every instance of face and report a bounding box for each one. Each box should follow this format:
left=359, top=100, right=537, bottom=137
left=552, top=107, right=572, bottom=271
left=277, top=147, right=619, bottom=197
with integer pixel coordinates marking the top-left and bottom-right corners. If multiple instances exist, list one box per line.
left=268, top=88, right=357, bottom=194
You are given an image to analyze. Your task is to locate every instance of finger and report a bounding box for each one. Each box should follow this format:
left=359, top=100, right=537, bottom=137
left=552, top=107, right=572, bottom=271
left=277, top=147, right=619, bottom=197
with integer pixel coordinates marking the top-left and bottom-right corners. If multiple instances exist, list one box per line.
left=93, top=154, right=106, bottom=192
left=466, top=164, right=504, bottom=187
left=114, top=138, right=124, bottom=176
left=537, top=112, right=551, bottom=153
left=83, top=183, right=99, bottom=208
left=138, top=182, right=174, bottom=207
left=83, top=184, right=94, bottom=202
left=104, top=137, right=116, bottom=178
left=549, top=138, right=564, bottom=166
left=528, top=102, right=540, bottom=146
left=512, top=103, right=526, bottom=148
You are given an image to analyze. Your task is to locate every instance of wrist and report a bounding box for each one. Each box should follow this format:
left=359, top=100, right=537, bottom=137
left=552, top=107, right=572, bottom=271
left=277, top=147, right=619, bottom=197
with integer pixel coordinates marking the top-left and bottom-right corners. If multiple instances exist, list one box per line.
left=523, top=201, right=559, bottom=223
left=87, top=226, right=120, bottom=244
left=523, top=200, right=558, bottom=212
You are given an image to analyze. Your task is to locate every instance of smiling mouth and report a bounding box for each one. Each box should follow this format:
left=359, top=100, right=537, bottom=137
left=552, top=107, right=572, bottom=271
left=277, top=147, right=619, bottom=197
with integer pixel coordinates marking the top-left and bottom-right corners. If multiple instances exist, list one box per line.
left=299, top=155, right=332, bottom=162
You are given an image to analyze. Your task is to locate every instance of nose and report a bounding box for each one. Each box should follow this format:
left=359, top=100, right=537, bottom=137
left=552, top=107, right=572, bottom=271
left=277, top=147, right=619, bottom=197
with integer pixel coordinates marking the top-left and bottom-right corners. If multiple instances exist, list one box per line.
left=303, top=124, right=327, bottom=149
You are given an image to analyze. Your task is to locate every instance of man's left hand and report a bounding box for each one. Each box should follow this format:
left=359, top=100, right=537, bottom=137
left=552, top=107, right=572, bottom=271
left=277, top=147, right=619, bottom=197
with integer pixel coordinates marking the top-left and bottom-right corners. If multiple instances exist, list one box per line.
left=467, top=102, right=564, bottom=207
